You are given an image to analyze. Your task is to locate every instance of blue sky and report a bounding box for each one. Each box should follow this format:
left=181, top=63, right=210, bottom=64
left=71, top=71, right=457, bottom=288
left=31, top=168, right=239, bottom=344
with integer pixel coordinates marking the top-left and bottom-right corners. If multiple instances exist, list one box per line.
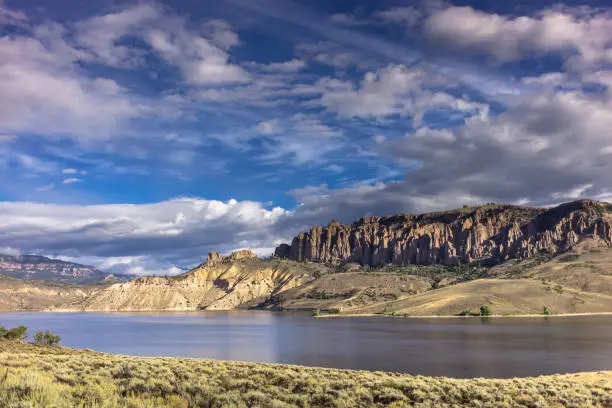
left=1, top=0, right=612, bottom=274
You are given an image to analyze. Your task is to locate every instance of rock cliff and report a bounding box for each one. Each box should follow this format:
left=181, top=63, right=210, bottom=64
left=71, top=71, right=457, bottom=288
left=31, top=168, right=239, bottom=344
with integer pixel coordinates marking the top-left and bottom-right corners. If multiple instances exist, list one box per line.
left=274, top=199, right=612, bottom=267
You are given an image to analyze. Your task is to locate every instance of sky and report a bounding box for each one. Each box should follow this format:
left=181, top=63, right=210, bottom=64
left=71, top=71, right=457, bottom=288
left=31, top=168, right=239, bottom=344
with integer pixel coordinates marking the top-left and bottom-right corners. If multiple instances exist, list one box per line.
left=1, top=0, right=612, bottom=275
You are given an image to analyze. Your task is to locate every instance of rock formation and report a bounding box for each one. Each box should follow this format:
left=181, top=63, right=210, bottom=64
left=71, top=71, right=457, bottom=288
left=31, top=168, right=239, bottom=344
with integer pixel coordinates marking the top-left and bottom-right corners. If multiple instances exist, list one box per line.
left=274, top=199, right=612, bottom=267
left=204, top=250, right=257, bottom=266
left=58, top=251, right=312, bottom=312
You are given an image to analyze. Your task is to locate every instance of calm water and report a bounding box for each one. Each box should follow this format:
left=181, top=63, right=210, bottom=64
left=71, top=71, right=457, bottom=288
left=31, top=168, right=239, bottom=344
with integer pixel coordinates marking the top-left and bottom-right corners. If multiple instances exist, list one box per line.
left=2, top=312, right=612, bottom=378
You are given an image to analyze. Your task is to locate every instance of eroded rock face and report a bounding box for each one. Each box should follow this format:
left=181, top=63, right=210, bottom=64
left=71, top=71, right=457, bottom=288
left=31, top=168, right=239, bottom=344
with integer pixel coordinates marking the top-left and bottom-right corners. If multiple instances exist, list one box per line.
left=204, top=250, right=257, bottom=266
left=274, top=200, right=612, bottom=267
left=63, top=253, right=310, bottom=312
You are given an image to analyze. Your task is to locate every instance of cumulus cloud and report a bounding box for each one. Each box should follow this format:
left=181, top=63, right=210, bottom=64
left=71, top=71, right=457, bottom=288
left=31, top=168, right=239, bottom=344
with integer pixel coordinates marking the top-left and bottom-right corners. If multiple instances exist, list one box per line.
left=421, top=5, right=612, bottom=69
left=0, top=34, right=145, bottom=138
left=317, top=64, right=486, bottom=123
left=374, top=86, right=612, bottom=204
left=0, top=198, right=290, bottom=274
left=75, top=4, right=248, bottom=84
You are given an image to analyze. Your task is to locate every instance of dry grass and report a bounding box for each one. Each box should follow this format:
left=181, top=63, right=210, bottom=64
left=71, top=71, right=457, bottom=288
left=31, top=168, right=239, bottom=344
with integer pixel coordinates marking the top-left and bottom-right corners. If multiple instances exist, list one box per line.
left=0, top=341, right=611, bottom=407
left=352, top=278, right=612, bottom=317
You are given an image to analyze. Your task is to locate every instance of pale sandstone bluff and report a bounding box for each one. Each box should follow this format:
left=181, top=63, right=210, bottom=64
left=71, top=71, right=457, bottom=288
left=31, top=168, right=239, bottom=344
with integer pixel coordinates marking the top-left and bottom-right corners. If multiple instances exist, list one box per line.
left=275, top=199, right=612, bottom=267
left=58, top=251, right=313, bottom=312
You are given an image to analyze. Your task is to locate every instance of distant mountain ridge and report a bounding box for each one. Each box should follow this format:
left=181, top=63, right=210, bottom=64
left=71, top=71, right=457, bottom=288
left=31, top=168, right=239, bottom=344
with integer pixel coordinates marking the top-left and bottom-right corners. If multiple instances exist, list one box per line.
left=275, top=199, right=612, bottom=267
left=0, top=254, right=122, bottom=284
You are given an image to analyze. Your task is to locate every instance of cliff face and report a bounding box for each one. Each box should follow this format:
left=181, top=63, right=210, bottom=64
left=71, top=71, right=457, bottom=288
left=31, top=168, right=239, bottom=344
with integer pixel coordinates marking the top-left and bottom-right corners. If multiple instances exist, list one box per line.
left=275, top=200, right=612, bottom=267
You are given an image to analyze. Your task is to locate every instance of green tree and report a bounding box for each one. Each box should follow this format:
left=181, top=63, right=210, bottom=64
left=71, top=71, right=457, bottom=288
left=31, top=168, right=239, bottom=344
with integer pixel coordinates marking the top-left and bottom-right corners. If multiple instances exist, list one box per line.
left=5, top=325, right=27, bottom=340
left=45, top=330, right=61, bottom=346
left=479, top=305, right=492, bottom=317
left=0, top=326, right=7, bottom=339
left=34, top=330, right=44, bottom=344
left=543, top=306, right=552, bottom=316
left=33, top=330, right=61, bottom=346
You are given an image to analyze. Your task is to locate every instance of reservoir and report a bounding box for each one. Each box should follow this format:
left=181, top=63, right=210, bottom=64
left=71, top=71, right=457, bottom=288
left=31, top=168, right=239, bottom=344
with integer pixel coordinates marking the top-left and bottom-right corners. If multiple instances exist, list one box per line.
left=2, top=312, right=611, bottom=378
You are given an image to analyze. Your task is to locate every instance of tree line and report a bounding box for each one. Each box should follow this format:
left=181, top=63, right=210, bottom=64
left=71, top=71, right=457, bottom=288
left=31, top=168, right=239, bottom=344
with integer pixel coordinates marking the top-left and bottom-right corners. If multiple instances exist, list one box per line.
left=0, top=325, right=61, bottom=346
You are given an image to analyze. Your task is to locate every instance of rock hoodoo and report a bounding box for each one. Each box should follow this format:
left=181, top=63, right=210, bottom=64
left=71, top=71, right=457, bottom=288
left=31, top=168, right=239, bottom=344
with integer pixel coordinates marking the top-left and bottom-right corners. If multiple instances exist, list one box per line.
left=204, top=250, right=257, bottom=266
left=274, top=199, right=612, bottom=267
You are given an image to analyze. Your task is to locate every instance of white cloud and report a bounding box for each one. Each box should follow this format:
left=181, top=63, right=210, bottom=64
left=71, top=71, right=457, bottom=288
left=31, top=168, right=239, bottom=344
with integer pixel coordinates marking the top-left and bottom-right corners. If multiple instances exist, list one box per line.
left=75, top=3, right=249, bottom=84
left=296, top=42, right=373, bottom=70
left=256, top=120, right=280, bottom=135
left=326, top=164, right=344, bottom=174
left=422, top=5, right=612, bottom=69
left=376, top=6, right=422, bottom=27
left=0, top=1, right=26, bottom=27
left=318, top=65, right=424, bottom=117
left=62, top=168, right=78, bottom=174
left=35, top=183, right=55, bottom=192
left=0, top=3, right=252, bottom=142
left=0, top=197, right=289, bottom=274
left=14, top=153, right=58, bottom=173
left=62, top=178, right=82, bottom=184
left=74, top=4, right=158, bottom=67
left=201, top=19, right=240, bottom=50
left=329, top=13, right=370, bottom=26
left=146, top=27, right=248, bottom=85
left=0, top=35, right=146, bottom=138
left=317, top=64, right=487, bottom=122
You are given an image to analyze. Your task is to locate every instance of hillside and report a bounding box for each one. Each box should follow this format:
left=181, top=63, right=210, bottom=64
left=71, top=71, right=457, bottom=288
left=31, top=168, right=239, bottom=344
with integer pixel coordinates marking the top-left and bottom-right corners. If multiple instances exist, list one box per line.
left=55, top=251, right=329, bottom=312
left=0, top=254, right=111, bottom=284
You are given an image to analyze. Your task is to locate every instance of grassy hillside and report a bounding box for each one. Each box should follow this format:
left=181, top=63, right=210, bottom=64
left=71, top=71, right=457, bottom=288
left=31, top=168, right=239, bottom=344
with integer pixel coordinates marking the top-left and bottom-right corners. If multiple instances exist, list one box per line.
left=351, top=279, right=612, bottom=317
left=1, top=341, right=611, bottom=407
left=248, top=272, right=433, bottom=312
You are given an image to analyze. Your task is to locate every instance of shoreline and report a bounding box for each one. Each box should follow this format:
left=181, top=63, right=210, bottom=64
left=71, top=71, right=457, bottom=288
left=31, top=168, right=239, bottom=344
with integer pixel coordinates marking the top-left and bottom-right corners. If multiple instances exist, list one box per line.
left=317, top=311, right=612, bottom=319
left=3, top=309, right=612, bottom=319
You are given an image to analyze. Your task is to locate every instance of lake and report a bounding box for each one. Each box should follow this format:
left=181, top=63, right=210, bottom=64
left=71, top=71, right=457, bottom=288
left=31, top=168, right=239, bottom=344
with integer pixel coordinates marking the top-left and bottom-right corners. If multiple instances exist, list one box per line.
left=1, top=312, right=611, bottom=378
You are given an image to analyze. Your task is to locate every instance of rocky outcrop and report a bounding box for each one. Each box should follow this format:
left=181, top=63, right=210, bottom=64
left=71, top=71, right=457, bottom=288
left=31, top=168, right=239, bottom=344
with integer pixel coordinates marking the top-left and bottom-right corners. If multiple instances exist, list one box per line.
left=204, top=250, right=257, bottom=266
left=275, top=200, right=612, bottom=267
left=60, top=252, right=312, bottom=312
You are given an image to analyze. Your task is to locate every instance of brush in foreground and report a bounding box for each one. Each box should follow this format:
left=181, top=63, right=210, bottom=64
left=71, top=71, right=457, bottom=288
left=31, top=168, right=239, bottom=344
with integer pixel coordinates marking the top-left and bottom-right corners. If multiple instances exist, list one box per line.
left=1, top=341, right=611, bottom=407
